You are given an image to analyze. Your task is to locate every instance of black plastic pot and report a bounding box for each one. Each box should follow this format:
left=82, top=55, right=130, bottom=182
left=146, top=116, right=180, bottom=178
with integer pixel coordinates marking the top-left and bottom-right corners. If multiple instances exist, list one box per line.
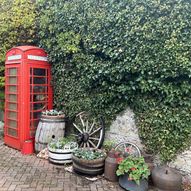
left=119, top=174, right=148, bottom=191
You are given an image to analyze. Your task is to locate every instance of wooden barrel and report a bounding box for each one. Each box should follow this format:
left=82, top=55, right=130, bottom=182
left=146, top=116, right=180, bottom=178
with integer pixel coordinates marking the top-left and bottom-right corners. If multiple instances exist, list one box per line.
left=72, top=154, right=106, bottom=176
left=35, top=115, right=65, bottom=152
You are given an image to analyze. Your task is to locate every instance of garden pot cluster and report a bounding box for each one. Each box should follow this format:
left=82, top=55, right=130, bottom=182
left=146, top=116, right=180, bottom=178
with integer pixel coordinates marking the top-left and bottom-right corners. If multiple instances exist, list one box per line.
left=38, top=110, right=183, bottom=190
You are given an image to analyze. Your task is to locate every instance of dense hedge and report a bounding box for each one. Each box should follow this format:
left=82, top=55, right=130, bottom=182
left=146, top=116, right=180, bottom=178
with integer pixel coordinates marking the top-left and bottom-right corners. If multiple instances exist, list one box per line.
left=38, top=0, right=191, bottom=161
left=0, top=0, right=37, bottom=88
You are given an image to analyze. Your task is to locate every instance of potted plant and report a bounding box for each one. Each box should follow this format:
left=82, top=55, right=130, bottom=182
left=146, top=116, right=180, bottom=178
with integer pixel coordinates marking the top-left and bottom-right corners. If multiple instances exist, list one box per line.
left=41, top=109, right=65, bottom=118
left=48, top=137, right=78, bottom=164
left=72, top=148, right=107, bottom=175
left=116, top=156, right=150, bottom=191
left=35, top=109, right=66, bottom=152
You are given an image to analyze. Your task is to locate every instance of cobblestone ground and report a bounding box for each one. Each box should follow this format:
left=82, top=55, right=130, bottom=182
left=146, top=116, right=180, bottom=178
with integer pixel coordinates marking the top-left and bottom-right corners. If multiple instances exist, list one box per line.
left=0, top=140, right=125, bottom=191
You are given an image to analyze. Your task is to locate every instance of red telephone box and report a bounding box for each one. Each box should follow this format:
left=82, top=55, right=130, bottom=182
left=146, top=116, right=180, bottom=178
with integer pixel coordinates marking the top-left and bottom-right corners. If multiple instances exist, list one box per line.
left=4, top=46, right=53, bottom=151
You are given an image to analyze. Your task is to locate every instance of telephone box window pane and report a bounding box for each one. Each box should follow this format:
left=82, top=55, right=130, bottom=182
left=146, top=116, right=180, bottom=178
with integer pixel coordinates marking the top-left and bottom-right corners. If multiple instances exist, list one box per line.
left=32, top=103, right=47, bottom=111
left=8, top=94, right=17, bottom=102
left=33, top=86, right=47, bottom=93
left=33, top=77, right=46, bottom=84
left=30, top=120, right=39, bottom=128
left=8, top=77, right=17, bottom=84
left=33, top=112, right=41, bottom=119
left=7, top=120, right=17, bottom=128
left=8, top=111, right=17, bottom=119
left=8, top=86, right=17, bottom=92
left=8, top=128, right=17, bottom=137
left=34, top=94, right=47, bottom=102
left=30, top=130, right=36, bottom=137
left=8, top=103, right=17, bottom=110
left=8, top=68, right=17, bottom=75
left=33, top=69, right=46, bottom=76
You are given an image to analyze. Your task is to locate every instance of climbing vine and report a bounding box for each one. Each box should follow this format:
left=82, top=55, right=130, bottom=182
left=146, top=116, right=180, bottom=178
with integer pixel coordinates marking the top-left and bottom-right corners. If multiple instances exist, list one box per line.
left=37, top=0, right=191, bottom=161
left=0, top=0, right=37, bottom=88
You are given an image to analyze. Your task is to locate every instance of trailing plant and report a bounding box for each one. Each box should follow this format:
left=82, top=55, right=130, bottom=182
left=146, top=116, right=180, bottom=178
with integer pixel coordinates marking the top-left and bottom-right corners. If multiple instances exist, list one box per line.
left=116, top=156, right=150, bottom=185
left=37, top=0, right=191, bottom=161
left=73, top=148, right=106, bottom=160
left=42, top=109, right=64, bottom=116
left=49, top=137, right=77, bottom=150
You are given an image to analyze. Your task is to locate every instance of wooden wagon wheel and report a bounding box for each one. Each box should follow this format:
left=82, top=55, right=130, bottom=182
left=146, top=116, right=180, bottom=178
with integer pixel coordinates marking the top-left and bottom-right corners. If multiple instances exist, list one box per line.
left=115, top=141, right=141, bottom=157
left=72, top=112, right=105, bottom=149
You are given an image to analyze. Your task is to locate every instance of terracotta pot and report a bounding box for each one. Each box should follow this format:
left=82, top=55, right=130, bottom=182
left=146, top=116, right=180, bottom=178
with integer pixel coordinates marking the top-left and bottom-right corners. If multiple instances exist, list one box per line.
left=119, top=173, right=148, bottom=191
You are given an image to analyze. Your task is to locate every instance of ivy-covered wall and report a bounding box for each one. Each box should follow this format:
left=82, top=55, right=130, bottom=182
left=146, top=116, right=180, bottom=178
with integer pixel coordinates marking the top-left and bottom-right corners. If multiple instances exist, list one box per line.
left=0, top=0, right=37, bottom=88
left=37, top=0, right=191, bottom=161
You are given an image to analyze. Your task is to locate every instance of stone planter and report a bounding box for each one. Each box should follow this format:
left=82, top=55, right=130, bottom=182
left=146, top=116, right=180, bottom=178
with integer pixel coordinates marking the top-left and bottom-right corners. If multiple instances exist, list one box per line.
left=119, top=174, right=148, bottom=191
left=48, top=142, right=78, bottom=164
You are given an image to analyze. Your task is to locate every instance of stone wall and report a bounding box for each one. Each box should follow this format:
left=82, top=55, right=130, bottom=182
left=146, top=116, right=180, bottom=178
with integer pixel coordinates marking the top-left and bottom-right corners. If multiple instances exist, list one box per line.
left=169, top=147, right=191, bottom=180
left=105, top=108, right=144, bottom=150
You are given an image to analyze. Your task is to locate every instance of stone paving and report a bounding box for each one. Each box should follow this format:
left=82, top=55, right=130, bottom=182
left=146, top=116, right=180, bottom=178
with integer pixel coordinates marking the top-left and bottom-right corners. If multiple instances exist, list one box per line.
left=0, top=139, right=125, bottom=191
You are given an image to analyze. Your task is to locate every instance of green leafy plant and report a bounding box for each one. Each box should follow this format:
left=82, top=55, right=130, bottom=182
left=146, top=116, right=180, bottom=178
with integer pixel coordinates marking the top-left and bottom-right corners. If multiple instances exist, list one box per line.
left=73, top=148, right=106, bottom=160
left=42, top=109, right=64, bottom=116
left=49, top=137, right=77, bottom=150
left=116, top=156, right=150, bottom=185
left=103, top=140, right=117, bottom=153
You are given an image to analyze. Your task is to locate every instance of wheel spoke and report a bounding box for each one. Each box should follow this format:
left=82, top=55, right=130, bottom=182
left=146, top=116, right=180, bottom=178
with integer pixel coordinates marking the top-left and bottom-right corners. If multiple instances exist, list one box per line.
left=79, top=115, right=85, bottom=127
left=71, top=134, right=78, bottom=137
left=88, top=121, right=95, bottom=133
left=89, top=137, right=99, bottom=141
left=73, top=123, right=83, bottom=133
left=87, top=142, right=90, bottom=148
left=85, top=120, right=89, bottom=132
left=83, top=143, right=87, bottom=148
left=88, top=140, right=97, bottom=148
left=89, top=127, right=102, bottom=136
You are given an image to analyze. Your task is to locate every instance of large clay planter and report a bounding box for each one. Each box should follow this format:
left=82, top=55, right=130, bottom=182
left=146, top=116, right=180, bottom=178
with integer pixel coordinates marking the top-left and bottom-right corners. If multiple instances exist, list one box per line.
left=152, top=166, right=182, bottom=191
left=72, top=153, right=106, bottom=176
left=35, top=115, right=65, bottom=152
left=119, top=174, right=148, bottom=191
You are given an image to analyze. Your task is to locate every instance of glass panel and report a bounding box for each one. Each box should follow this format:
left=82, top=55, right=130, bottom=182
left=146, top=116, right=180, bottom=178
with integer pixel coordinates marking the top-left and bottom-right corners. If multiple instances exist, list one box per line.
left=8, top=111, right=17, bottom=119
left=8, top=128, right=17, bottom=137
left=30, top=130, right=36, bottom=137
left=8, top=86, right=17, bottom=93
left=33, top=68, right=46, bottom=76
left=30, top=112, right=42, bottom=119
left=33, top=77, right=46, bottom=84
left=33, top=112, right=41, bottom=119
left=8, top=77, right=17, bottom=84
left=33, top=94, right=47, bottom=102
left=8, top=68, right=17, bottom=75
left=8, top=94, right=17, bottom=102
left=30, top=120, right=39, bottom=128
left=33, top=86, right=47, bottom=93
left=7, top=120, right=17, bottom=128
left=7, top=103, right=17, bottom=110
left=31, top=103, right=47, bottom=111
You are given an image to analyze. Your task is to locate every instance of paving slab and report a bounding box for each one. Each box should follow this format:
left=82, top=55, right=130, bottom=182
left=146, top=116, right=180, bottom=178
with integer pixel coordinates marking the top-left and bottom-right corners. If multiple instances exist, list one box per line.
left=0, top=142, right=124, bottom=191
left=0, top=139, right=157, bottom=191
